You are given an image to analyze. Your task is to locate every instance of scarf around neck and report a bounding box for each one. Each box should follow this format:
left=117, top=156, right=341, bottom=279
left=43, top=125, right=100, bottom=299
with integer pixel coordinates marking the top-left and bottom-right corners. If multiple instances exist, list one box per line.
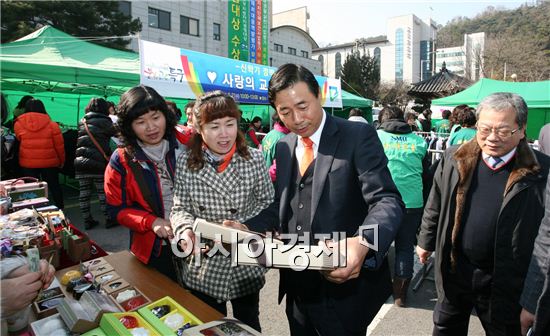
left=203, top=142, right=237, bottom=173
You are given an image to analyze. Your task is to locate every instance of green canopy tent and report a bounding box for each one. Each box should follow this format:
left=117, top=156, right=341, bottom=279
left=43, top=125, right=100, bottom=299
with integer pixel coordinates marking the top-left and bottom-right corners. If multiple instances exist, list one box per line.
left=432, top=78, right=550, bottom=139
left=331, top=90, right=373, bottom=122
left=0, top=25, right=140, bottom=126
left=0, top=26, right=271, bottom=126
left=1, top=25, right=362, bottom=128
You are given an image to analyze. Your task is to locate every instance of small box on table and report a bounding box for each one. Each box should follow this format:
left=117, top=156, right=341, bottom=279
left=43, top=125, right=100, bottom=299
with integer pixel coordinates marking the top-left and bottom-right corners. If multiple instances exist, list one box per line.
left=30, top=313, right=70, bottom=336
left=138, top=296, right=203, bottom=335
left=32, top=287, right=65, bottom=319
left=110, top=286, right=151, bottom=312
left=100, top=312, right=161, bottom=336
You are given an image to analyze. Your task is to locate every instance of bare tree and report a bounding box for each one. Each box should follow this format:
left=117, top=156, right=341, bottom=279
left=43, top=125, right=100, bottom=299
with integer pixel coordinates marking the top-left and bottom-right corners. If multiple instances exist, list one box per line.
left=483, top=33, right=550, bottom=81
left=376, top=81, right=411, bottom=109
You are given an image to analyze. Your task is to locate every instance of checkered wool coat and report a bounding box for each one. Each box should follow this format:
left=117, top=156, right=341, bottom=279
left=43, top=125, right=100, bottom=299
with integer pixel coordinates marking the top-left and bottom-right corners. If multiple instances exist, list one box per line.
left=170, top=147, right=274, bottom=302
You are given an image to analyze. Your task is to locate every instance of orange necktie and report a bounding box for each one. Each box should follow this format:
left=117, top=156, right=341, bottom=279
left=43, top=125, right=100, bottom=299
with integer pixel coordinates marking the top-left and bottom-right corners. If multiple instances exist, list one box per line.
left=300, top=137, right=314, bottom=176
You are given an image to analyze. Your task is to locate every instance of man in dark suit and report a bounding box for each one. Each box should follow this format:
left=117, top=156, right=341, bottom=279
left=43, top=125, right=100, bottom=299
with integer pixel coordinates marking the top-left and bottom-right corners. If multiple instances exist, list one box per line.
left=267, top=63, right=404, bottom=335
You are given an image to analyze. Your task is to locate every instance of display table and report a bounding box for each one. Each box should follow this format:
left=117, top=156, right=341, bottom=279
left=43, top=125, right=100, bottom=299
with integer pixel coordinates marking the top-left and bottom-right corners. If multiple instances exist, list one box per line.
left=55, top=250, right=224, bottom=324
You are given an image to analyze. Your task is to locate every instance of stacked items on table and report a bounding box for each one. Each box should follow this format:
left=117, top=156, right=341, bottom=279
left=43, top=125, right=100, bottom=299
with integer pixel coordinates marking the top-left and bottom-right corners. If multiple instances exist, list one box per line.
left=0, top=207, right=91, bottom=270
left=30, top=255, right=261, bottom=336
left=0, top=177, right=49, bottom=213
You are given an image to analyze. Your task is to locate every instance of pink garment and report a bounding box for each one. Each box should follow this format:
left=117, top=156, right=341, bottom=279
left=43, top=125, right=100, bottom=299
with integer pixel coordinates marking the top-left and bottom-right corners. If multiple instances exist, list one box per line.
left=269, top=160, right=277, bottom=182
left=273, top=122, right=290, bottom=134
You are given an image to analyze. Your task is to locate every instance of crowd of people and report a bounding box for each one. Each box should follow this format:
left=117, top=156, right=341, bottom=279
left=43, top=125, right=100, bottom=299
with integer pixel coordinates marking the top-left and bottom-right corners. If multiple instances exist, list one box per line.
left=1, top=62, right=549, bottom=336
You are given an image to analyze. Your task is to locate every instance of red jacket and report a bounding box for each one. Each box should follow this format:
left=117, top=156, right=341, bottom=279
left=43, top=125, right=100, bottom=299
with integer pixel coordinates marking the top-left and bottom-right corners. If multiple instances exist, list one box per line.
left=104, top=136, right=179, bottom=264
left=14, top=112, right=65, bottom=169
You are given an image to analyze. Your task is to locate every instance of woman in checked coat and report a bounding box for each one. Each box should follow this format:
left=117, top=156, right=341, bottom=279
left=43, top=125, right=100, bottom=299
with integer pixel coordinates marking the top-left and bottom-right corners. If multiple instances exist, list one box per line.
left=170, top=91, right=274, bottom=332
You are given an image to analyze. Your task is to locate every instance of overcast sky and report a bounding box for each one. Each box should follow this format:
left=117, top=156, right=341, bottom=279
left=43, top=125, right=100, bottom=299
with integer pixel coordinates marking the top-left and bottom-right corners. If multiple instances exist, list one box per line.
left=272, top=0, right=528, bottom=47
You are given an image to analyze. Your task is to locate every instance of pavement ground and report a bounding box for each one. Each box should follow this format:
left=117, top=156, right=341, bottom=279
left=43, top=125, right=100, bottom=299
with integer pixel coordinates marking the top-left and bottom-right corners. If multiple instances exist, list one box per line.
left=60, top=182, right=484, bottom=335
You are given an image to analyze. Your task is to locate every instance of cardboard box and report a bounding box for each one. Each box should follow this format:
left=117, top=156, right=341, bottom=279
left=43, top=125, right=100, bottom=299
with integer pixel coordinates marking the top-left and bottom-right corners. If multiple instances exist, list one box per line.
left=57, top=291, right=120, bottom=334
left=83, top=257, right=107, bottom=270
left=110, top=286, right=151, bottom=312
left=89, top=263, right=114, bottom=278
left=102, top=277, right=130, bottom=295
left=37, top=238, right=60, bottom=269
left=68, top=233, right=91, bottom=262
left=30, top=313, right=70, bottom=336
left=95, top=271, right=121, bottom=286
left=100, top=312, right=161, bottom=336
left=32, top=288, right=65, bottom=319
left=138, top=296, right=203, bottom=335
left=11, top=197, right=49, bottom=211
left=233, top=242, right=345, bottom=271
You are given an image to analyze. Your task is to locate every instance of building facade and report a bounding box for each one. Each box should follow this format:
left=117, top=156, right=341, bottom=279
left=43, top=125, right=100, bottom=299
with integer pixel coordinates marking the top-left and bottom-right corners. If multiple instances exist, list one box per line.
left=312, top=14, right=437, bottom=84
left=121, top=1, right=320, bottom=73
left=435, top=32, right=485, bottom=81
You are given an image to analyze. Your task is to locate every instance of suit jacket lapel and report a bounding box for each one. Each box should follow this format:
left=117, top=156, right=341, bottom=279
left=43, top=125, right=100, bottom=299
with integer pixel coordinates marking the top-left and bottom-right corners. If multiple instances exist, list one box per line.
left=311, top=115, right=338, bottom=224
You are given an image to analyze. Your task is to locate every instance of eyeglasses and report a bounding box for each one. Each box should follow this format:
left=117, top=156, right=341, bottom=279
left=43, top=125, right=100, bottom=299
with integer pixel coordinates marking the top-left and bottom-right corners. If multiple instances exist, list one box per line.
left=476, top=123, right=520, bottom=138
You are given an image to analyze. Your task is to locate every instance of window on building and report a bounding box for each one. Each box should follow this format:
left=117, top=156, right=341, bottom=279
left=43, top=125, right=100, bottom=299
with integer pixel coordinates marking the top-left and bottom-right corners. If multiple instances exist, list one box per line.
left=118, top=1, right=131, bottom=17
left=420, top=40, right=433, bottom=81
left=288, top=47, right=296, bottom=55
left=181, top=15, right=199, bottom=36
left=149, top=7, right=170, bottom=30
left=395, top=28, right=404, bottom=81
left=335, top=52, right=342, bottom=78
left=213, top=23, right=221, bottom=40
left=274, top=44, right=283, bottom=52
left=318, top=55, right=325, bottom=76
left=374, top=47, right=381, bottom=65
left=301, top=50, right=309, bottom=58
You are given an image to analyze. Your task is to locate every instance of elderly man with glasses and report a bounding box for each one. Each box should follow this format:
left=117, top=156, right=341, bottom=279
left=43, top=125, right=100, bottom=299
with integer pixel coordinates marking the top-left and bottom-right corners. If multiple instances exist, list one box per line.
left=416, top=92, right=550, bottom=336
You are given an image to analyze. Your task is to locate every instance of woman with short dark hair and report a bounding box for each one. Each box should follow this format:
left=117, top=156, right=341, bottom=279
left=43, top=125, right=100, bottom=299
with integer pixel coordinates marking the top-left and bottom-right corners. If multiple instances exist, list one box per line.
left=104, top=85, right=184, bottom=280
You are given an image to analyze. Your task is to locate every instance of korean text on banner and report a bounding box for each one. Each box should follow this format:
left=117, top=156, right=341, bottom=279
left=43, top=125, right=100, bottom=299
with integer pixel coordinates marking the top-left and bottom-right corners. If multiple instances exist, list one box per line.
left=139, top=40, right=343, bottom=108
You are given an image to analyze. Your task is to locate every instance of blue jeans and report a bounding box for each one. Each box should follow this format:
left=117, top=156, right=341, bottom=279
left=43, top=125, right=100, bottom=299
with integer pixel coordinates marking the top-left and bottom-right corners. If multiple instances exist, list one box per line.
left=394, top=208, right=423, bottom=279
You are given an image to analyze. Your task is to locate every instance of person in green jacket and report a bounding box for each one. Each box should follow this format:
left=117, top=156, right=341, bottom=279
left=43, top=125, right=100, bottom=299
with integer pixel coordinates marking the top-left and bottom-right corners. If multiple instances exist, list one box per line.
left=377, top=105, right=428, bottom=307
left=435, top=109, right=451, bottom=135
left=448, top=107, right=477, bottom=146
left=261, top=114, right=290, bottom=182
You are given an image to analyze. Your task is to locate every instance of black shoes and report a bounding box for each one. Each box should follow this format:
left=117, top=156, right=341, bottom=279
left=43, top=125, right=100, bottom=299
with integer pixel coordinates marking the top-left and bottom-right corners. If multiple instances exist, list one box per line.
left=84, top=218, right=99, bottom=230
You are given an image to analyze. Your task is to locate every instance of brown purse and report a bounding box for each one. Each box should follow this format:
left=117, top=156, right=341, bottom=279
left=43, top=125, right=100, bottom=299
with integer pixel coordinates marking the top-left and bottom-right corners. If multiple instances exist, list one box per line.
left=82, top=119, right=109, bottom=161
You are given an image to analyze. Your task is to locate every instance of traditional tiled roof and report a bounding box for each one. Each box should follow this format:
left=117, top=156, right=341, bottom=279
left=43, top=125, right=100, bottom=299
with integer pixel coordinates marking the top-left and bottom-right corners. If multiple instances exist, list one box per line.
left=408, top=63, right=473, bottom=99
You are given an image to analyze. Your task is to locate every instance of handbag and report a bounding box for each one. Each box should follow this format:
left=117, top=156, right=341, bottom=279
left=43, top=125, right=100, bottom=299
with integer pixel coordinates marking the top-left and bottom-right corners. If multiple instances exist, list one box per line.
left=83, top=119, right=109, bottom=162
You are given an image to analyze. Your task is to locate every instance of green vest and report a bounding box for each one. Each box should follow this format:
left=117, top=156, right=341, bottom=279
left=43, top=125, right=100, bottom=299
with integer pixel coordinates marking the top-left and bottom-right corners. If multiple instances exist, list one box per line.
left=449, top=128, right=477, bottom=146
left=435, top=119, right=450, bottom=135
left=261, top=129, right=287, bottom=167
left=377, top=130, right=427, bottom=208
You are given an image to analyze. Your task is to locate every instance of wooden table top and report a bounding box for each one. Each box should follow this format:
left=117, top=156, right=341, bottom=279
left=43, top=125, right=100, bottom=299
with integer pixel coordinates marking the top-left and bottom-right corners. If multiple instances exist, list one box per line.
left=55, top=250, right=223, bottom=323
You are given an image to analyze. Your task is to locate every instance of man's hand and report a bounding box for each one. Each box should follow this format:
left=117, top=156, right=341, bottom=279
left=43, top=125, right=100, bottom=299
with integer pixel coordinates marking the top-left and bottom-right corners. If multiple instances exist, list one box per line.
left=0, top=272, right=42, bottom=316
left=38, top=259, right=55, bottom=289
left=152, top=218, right=174, bottom=240
left=321, top=236, right=369, bottom=284
left=416, top=246, right=432, bottom=264
left=520, top=308, right=535, bottom=336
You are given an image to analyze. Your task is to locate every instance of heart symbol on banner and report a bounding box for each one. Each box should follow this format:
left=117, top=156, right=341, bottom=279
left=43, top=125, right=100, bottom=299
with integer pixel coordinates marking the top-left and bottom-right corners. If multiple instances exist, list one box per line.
left=207, top=71, right=217, bottom=83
